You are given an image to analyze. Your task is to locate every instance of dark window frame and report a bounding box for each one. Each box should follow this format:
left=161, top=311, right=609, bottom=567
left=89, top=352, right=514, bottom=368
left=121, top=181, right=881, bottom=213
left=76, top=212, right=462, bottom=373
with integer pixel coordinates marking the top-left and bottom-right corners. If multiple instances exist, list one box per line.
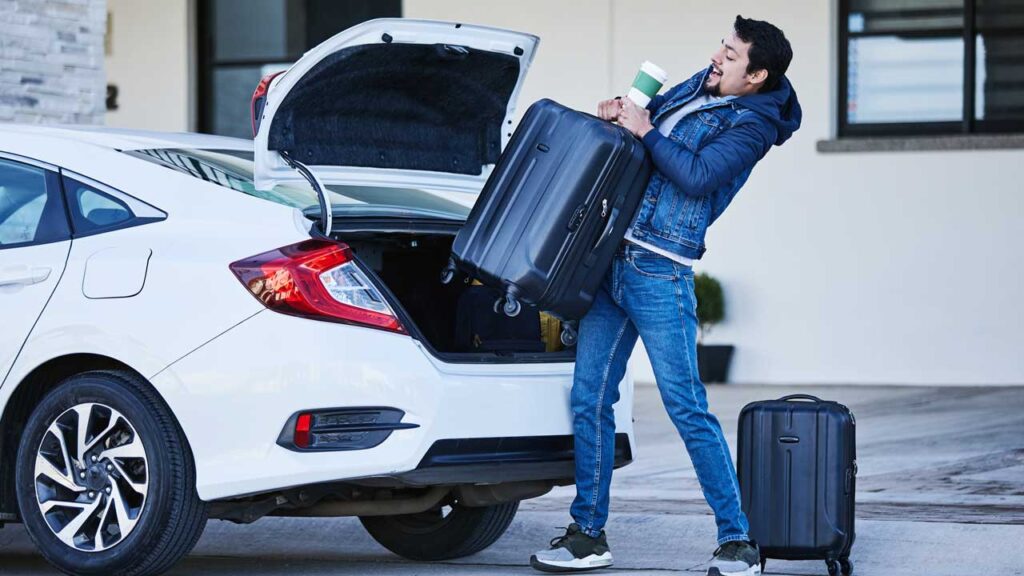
left=196, top=0, right=297, bottom=137
left=196, top=0, right=402, bottom=137
left=59, top=174, right=167, bottom=239
left=838, top=0, right=1024, bottom=137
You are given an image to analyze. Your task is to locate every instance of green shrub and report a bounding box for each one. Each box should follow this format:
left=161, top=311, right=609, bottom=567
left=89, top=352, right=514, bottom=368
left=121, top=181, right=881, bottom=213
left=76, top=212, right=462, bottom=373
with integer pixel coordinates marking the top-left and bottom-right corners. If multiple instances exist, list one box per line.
left=694, top=272, right=724, bottom=342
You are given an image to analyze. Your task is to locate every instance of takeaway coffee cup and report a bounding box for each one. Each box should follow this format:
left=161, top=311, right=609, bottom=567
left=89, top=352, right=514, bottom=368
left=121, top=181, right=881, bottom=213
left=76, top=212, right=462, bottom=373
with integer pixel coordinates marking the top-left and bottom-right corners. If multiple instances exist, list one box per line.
left=627, top=61, right=668, bottom=107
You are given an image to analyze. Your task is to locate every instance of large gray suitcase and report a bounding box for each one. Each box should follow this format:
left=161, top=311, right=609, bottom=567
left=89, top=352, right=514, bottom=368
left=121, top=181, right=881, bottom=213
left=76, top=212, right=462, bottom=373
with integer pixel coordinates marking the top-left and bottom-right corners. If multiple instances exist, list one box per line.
left=443, top=98, right=650, bottom=327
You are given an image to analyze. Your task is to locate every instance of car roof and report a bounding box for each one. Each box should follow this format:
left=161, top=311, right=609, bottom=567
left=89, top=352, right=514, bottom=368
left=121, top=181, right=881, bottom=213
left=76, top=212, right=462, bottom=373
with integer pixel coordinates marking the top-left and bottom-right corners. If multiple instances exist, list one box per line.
left=0, top=124, right=252, bottom=152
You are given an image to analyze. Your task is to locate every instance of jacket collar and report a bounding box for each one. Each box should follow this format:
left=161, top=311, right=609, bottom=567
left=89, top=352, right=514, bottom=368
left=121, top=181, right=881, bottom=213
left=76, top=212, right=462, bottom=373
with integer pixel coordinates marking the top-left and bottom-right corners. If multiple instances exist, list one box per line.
left=653, top=66, right=736, bottom=123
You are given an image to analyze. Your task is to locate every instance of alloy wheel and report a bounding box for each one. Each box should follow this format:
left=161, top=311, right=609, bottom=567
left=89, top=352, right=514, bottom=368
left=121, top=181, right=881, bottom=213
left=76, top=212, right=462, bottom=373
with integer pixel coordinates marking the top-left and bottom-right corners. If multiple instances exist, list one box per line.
left=32, top=402, right=149, bottom=552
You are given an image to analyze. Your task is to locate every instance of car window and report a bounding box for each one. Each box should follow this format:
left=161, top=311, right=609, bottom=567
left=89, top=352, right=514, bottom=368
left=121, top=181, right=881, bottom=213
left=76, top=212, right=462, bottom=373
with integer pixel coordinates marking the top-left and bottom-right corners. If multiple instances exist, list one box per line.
left=75, top=186, right=133, bottom=228
left=126, top=148, right=472, bottom=220
left=0, top=157, right=69, bottom=249
left=60, top=175, right=164, bottom=238
left=0, top=194, right=46, bottom=244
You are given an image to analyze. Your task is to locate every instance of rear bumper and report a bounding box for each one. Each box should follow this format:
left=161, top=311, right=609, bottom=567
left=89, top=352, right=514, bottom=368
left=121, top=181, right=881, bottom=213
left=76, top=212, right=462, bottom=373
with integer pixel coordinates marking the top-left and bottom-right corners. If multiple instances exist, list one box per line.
left=364, top=434, right=633, bottom=487
left=152, top=311, right=636, bottom=500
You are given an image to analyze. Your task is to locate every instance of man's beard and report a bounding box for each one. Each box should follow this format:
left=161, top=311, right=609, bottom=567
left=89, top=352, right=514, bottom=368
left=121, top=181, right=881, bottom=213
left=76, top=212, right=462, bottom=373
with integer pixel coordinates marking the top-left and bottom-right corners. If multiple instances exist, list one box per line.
left=704, top=76, right=721, bottom=97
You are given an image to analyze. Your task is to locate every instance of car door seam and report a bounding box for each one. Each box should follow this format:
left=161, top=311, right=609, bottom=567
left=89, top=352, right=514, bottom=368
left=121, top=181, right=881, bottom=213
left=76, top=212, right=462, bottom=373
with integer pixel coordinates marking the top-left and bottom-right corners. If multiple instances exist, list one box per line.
left=1, top=240, right=73, bottom=389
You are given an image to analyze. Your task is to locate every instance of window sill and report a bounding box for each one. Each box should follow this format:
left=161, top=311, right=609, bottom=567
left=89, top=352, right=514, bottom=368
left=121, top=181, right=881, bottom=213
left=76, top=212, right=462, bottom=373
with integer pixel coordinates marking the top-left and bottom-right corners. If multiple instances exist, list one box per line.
left=816, top=134, right=1024, bottom=153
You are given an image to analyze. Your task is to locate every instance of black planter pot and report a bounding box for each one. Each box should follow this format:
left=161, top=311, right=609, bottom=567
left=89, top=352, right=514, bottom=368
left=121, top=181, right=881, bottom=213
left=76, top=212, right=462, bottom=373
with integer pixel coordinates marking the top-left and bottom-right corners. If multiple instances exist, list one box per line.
left=697, top=344, right=734, bottom=383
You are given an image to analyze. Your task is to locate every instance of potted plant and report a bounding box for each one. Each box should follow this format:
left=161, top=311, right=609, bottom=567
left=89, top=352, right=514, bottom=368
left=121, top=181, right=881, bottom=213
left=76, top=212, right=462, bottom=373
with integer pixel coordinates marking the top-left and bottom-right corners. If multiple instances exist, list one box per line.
left=694, top=272, right=734, bottom=383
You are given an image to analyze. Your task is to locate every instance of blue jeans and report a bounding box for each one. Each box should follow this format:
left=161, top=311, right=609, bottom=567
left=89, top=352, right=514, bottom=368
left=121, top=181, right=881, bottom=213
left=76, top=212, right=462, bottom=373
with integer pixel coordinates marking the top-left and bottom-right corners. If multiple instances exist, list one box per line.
left=569, top=244, right=750, bottom=545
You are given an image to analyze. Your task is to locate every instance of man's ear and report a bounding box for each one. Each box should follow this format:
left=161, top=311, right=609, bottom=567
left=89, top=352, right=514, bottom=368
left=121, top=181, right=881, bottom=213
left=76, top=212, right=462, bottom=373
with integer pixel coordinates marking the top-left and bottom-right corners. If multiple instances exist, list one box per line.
left=747, top=68, right=768, bottom=89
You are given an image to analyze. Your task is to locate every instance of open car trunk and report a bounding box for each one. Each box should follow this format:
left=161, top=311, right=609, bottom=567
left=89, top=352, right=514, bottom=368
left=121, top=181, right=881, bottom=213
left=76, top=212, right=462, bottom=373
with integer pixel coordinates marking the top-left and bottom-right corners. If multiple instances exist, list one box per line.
left=254, top=19, right=538, bottom=193
left=334, top=226, right=575, bottom=363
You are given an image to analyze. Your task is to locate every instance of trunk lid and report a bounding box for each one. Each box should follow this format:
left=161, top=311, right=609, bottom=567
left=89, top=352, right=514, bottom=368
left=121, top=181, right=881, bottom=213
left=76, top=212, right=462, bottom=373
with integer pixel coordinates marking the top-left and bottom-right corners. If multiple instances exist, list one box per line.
left=253, top=18, right=538, bottom=193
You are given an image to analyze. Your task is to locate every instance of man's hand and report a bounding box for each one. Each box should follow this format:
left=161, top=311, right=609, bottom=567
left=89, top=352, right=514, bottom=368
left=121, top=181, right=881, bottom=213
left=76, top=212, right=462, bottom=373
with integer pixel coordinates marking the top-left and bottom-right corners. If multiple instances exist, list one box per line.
left=617, top=99, right=654, bottom=138
left=597, top=98, right=623, bottom=121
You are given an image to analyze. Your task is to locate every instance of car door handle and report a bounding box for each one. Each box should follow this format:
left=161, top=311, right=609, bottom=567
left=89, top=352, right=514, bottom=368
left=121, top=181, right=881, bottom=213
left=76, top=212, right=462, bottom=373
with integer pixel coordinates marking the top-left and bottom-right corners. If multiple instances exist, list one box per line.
left=0, top=266, right=52, bottom=287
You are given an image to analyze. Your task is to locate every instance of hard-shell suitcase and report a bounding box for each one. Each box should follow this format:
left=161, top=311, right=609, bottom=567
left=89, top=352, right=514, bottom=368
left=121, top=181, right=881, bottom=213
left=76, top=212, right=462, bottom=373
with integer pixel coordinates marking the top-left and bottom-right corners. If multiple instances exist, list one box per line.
left=443, top=98, right=651, bottom=325
left=737, top=394, right=857, bottom=576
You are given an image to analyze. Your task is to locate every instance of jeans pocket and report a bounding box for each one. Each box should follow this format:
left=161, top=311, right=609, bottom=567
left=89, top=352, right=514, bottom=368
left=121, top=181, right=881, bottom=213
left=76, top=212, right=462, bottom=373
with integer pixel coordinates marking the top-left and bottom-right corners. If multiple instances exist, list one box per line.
left=628, top=255, right=679, bottom=280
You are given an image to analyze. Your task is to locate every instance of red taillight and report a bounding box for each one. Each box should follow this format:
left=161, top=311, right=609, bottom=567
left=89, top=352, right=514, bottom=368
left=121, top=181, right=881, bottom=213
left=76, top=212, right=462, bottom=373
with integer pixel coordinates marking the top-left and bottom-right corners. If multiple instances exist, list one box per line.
left=229, top=239, right=405, bottom=334
left=251, top=70, right=286, bottom=138
left=294, top=413, right=312, bottom=449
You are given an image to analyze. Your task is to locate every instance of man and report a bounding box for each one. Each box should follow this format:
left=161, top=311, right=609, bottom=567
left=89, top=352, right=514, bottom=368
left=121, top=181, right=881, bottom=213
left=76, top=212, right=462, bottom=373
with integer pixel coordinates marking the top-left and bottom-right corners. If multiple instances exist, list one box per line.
left=530, top=15, right=801, bottom=576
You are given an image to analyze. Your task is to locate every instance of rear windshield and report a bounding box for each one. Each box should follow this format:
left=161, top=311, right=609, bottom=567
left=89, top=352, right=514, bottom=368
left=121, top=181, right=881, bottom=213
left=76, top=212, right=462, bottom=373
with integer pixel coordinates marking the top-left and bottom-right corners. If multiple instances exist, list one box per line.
left=126, top=148, right=472, bottom=220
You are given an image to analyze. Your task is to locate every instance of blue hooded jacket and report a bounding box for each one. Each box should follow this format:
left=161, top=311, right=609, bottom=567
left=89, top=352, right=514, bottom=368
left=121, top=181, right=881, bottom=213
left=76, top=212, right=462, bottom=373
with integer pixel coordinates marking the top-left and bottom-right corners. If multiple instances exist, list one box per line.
left=627, top=66, right=802, bottom=260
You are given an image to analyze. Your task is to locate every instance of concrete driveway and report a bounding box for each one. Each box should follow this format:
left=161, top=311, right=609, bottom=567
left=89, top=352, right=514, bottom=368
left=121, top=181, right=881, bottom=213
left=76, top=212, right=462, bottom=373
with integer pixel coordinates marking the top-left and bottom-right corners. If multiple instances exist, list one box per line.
left=2, top=383, right=1022, bottom=575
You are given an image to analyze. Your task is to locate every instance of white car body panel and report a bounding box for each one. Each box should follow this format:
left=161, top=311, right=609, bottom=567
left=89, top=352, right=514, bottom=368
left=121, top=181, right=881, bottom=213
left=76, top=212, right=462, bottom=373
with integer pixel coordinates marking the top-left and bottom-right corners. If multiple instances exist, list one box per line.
left=0, top=240, right=70, bottom=382
left=153, top=311, right=634, bottom=500
left=82, top=247, right=153, bottom=299
left=0, top=130, right=308, bottom=389
left=253, top=18, right=539, bottom=192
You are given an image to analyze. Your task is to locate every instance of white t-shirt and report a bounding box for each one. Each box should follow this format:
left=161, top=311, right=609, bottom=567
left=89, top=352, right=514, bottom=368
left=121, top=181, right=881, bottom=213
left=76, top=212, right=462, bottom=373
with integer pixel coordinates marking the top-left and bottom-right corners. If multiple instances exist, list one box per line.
left=625, top=95, right=725, bottom=266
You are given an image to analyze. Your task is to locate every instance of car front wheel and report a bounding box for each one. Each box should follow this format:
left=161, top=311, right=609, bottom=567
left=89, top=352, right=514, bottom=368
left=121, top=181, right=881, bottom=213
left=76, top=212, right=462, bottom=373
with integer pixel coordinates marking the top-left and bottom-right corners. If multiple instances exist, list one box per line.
left=15, top=370, right=207, bottom=576
left=360, top=499, right=519, bottom=561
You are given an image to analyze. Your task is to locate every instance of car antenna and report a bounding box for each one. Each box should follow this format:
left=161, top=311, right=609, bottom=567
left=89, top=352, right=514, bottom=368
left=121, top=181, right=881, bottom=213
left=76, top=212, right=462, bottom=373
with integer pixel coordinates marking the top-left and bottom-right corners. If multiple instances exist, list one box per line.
left=279, top=150, right=333, bottom=238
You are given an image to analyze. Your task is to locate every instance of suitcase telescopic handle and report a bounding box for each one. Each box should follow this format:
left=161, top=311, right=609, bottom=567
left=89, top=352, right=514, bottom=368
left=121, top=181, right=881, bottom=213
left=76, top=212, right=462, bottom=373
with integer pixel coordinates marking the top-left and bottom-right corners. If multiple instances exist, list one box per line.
left=777, top=394, right=823, bottom=403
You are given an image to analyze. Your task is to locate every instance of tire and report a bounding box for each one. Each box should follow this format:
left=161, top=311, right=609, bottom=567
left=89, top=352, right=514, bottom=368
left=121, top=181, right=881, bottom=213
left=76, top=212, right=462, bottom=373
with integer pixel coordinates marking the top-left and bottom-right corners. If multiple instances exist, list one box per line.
left=15, top=370, right=207, bottom=576
left=361, top=500, right=519, bottom=561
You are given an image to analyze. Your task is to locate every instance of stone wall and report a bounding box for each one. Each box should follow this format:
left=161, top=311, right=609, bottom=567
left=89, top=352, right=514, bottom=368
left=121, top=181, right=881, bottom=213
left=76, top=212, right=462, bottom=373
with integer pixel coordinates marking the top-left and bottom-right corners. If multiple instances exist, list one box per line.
left=0, top=0, right=107, bottom=125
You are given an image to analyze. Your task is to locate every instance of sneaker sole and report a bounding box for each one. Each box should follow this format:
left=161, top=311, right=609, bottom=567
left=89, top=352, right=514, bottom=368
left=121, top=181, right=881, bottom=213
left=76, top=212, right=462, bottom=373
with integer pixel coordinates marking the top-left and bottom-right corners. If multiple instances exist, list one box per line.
left=707, top=566, right=761, bottom=576
left=530, top=552, right=613, bottom=573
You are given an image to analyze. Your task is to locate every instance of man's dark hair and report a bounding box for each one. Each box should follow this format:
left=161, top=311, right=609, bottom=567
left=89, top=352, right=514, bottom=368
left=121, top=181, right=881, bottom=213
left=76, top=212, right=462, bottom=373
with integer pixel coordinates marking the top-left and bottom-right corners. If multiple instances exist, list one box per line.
left=734, top=15, right=792, bottom=92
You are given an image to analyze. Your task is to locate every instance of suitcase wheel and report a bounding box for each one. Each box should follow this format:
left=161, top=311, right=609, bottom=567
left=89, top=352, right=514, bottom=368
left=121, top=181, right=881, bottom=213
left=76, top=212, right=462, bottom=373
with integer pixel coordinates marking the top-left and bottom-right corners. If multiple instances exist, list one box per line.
left=826, top=559, right=842, bottom=576
left=440, top=259, right=456, bottom=285
left=840, top=557, right=853, bottom=576
left=560, top=323, right=578, bottom=347
left=494, top=294, right=522, bottom=317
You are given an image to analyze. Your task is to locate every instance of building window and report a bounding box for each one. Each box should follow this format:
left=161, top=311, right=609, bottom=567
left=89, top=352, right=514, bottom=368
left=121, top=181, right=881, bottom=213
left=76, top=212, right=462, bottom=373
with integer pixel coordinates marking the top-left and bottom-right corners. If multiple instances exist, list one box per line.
left=839, top=0, right=1024, bottom=137
left=197, top=0, right=401, bottom=139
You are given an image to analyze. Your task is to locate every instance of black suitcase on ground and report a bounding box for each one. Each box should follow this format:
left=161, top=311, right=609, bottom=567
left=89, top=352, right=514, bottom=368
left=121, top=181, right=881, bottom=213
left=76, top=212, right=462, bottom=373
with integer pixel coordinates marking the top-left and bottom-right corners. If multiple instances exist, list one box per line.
left=443, top=99, right=651, bottom=325
left=737, top=394, right=857, bottom=576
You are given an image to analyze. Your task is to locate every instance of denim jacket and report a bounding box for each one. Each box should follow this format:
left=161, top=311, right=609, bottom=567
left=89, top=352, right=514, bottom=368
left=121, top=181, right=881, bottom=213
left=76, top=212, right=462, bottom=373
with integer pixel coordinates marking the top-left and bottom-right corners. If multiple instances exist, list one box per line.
left=628, top=66, right=802, bottom=260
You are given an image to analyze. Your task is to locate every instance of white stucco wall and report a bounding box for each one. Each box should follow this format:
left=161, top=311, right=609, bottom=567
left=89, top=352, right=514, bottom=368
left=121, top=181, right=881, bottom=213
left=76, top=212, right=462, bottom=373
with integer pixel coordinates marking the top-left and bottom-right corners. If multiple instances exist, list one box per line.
left=405, top=0, right=1024, bottom=385
left=105, top=0, right=193, bottom=131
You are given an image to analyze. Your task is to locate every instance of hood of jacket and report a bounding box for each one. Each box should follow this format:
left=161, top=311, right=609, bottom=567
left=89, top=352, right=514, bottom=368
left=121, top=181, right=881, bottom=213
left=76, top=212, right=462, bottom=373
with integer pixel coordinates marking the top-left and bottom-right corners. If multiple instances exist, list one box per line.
left=733, top=74, right=802, bottom=145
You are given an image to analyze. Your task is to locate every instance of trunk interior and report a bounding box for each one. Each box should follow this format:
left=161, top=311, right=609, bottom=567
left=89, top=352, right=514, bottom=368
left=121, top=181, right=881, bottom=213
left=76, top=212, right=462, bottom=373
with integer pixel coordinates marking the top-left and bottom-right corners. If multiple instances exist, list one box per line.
left=336, top=228, right=576, bottom=363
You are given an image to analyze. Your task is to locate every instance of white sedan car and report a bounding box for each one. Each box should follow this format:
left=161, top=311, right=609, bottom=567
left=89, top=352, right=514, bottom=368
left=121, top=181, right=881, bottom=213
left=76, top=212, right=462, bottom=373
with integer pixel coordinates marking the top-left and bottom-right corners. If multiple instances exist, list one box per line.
left=0, top=19, right=635, bottom=576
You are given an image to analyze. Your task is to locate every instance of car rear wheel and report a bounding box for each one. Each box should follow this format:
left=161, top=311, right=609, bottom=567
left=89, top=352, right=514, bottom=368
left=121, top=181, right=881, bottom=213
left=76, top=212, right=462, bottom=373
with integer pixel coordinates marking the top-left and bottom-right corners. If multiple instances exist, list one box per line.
left=360, top=499, right=519, bottom=561
left=15, top=370, right=207, bottom=576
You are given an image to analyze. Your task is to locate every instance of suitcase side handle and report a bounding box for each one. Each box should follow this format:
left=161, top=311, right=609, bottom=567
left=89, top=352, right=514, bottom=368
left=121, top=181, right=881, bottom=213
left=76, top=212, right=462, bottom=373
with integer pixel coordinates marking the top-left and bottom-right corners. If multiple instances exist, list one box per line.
left=777, top=393, right=823, bottom=403
left=590, top=203, right=622, bottom=258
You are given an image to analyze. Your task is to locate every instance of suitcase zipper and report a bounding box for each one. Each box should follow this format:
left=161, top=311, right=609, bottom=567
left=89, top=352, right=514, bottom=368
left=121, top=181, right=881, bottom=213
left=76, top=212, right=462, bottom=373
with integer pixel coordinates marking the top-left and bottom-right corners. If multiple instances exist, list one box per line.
left=539, top=130, right=636, bottom=304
